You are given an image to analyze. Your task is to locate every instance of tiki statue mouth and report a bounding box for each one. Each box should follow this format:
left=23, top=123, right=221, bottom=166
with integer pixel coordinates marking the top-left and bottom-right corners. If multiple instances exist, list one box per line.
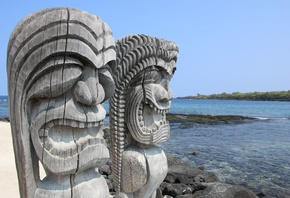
left=126, top=83, right=171, bottom=145
left=30, top=97, right=110, bottom=175
left=39, top=119, right=105, bottom=159
left=140, top=99, right=169, bottom=134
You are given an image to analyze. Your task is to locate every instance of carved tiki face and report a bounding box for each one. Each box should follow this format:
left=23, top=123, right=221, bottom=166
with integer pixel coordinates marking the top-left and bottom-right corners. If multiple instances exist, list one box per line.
left=28, top=61, right=115, bottom=175
left=7, top=7, right=116, bottom=181
left=125, top=67, right=174, bottom=145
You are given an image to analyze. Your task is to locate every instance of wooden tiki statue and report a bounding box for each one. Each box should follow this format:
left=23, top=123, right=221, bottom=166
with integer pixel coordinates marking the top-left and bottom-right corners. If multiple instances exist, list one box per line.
left=110, top=34, right=178, bottom=198
left=7, top=8, right=115, bottom=197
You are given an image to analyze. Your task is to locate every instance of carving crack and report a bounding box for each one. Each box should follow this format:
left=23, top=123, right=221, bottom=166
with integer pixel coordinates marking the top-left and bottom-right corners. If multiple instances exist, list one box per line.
left=72, top=130, right=80, bottom=173
left=65, top=9, right=75, bottom=198
left=70, top=174, right=75, bottom=198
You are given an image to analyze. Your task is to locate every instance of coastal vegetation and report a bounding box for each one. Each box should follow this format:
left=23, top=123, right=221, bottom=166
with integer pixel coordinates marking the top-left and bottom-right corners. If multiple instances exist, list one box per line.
left=178, top=90, right=290, bottom=101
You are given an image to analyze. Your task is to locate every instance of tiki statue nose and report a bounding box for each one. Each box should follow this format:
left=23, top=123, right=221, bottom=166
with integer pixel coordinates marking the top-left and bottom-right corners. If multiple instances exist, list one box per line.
left=73, top=68, right=105, bottom=105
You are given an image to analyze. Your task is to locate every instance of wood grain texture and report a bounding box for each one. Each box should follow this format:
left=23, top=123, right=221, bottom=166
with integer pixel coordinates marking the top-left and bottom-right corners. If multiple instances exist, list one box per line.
left=7, top=7, right=115, bottom=198
left=110, top=34, right=178, bottom=197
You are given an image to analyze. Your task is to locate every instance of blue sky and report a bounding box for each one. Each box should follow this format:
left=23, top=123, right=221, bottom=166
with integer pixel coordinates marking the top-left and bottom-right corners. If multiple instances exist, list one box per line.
left=1, top=1, right=290, bottom=97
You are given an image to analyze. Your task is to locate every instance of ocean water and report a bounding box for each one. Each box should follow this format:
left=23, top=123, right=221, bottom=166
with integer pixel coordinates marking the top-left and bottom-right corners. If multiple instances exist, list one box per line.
left=169, top=98, right=290, bottom=119
left=162, top=99, right=290, bottom=197
left=0, top=96, right=8, bottom=118
left=1, top=96, right=290, bottom=197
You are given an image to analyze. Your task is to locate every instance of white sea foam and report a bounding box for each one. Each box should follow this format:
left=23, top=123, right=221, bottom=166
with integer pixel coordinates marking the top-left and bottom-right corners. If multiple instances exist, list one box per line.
left=254, top=117, right=289, bottom=120
left=254, top=117, right=269, bottom=120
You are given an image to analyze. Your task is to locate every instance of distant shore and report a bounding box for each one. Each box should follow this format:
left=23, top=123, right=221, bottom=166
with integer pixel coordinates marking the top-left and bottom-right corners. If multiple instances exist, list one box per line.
left=177, top=90, right=290, bottom=102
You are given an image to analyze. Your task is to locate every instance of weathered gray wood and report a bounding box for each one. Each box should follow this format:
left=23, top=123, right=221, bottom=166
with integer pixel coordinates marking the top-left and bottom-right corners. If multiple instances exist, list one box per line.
left=8, top=7, right=179, bottom=198
left=7, top=7, right=115, bottom=197
left=110, top=34, right=178, bottom=197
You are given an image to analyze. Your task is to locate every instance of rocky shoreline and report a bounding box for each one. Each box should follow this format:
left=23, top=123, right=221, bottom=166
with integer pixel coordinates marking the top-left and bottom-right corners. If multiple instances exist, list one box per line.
left=167, top=113, right=255, bottom=126
left=161, top=154, right=271, bottom=198
left=99, top=152, right=267, bottom=198
left=102, top=127, right=271, bottom=198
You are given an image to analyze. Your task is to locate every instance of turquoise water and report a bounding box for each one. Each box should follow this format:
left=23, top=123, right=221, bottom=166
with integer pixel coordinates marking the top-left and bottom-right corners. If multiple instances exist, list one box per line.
left=0, top=96, right=8, bottom=118
left=163, top=99, right=290, bottom=197
left=1, top=97, right=290, bottom=196
left=170, top=98, right=290, bottom=119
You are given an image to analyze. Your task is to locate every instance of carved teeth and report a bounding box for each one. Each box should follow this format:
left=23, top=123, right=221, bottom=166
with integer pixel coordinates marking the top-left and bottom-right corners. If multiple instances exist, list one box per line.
left=39, top=119, right=104, bottom=158
left=138, top=111, right=143, bottom=117
left=53, top=120, right=60, bottom=126
left=89, top=138, right=95, bottom=145
left=79, top=122, right=85, bottom=128
left=39, top=129, right=44, bottom=136
left=70, top=120, right=78, bottom=128
left=46, top=121, right=54, bottom=129
left=70, top=148, right=77, bottom=156
left=39, top=120, right=102, bottom=137
left=138, top=100, right=170, bottom=134
left=139, top=116, right=143, bottom=122
left=44, top=140, right=53, bottom=152
left=144, top=100, right=169, bottom=113
left=95, top=139, right=101, bottom=144
left=39, top=129, right=48, bottom=137
left=80, top=141, right=88, bottom=151
left=139, top=121, right=144, bottom=127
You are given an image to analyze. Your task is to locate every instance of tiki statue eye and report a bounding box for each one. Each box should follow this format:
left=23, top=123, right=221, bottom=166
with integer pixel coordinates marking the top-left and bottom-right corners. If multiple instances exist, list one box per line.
left=27, top=66, right=82, bottom=99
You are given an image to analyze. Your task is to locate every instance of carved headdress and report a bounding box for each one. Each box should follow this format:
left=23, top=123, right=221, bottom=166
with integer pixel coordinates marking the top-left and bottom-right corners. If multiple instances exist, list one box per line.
left=110, top=34, right=179, bottom=193
left=7, top=8, right=115, bottom=197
